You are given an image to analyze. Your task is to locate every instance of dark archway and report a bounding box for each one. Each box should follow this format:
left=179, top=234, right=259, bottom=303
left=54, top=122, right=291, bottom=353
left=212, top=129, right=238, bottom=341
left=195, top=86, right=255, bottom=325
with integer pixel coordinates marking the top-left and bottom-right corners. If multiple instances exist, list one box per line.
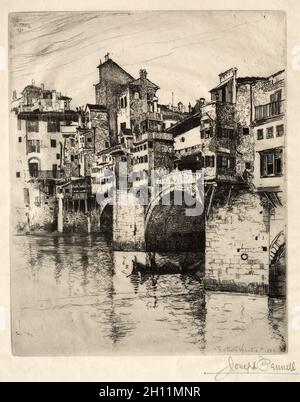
left=100, top=203, right=113, bottom=240
left=145, top=190, right=205, bottom=253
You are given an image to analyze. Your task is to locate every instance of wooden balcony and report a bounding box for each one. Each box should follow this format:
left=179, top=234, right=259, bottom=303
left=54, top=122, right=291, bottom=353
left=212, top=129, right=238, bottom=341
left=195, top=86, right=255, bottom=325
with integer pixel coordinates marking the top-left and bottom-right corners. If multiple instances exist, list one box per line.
left=255, top=100, right=284, bottom=121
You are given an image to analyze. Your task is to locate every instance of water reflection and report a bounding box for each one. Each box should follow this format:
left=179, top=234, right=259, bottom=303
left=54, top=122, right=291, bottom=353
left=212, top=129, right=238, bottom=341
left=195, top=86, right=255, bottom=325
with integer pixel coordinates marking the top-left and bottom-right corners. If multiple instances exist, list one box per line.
left=11, top=234, right=286, bottom=355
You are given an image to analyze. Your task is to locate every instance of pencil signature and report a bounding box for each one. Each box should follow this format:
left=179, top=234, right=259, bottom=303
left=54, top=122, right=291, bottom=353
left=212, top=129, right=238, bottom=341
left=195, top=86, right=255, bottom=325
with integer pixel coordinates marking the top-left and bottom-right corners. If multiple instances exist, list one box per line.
left=215, top=356, right=297, bottom=381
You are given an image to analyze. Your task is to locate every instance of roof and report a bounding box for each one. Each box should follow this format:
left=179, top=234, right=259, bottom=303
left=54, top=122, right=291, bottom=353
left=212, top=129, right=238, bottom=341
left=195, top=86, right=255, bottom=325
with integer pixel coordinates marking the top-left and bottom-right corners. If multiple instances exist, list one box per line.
left=18, top=110, right=79, bottom=122
left=59, top=95, right=72, bottom=100
left=167, top=112, right=200, bottom=136
left=97, top=58, right=134, bottom=81
left=22, top=85, right=41, bottom=94
left=236, top=76, right=267, bottom=84
left=158, top=104, right=174, bottom=113
left=85, top=104, right=107, bottom=112
left=129, top=77, right=159, bottom=90
left=209, top=77, right=232, bottom=92
left=268, top=69, right=285, bottom=79
left=158, top=104, right=188, bottom=120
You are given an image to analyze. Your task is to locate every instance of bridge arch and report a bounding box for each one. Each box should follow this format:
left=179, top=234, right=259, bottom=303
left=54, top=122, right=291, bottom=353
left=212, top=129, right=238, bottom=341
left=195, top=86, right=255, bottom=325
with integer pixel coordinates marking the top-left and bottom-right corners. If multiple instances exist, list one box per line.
left=99, top=198, right=113, bottom=238
left=145, top=188, right=205, bottom=253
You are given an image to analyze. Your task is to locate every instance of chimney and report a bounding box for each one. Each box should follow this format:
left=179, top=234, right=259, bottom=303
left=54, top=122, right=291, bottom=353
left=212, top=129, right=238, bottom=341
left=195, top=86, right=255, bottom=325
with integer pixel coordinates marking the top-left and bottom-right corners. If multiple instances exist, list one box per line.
left=41, top=83, right=44, bottom=92
left=12, top=90, right=17, bottom=101
left=140, top=69, right=147, bottom=81
left=188, top=102, right=192, bottom=114
left=52, top=90, right=57, bottom=110
left=104, top=52, right=110, bottom=62
left=32, top=79, right=35, bottom=86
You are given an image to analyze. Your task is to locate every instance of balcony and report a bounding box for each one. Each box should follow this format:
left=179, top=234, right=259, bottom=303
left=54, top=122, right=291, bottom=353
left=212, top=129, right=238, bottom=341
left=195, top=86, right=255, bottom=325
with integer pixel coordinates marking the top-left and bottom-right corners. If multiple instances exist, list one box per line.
left=255, top=100, right=284, bottom=121
left=175, top=144, right=203, bottom=158
left=28, top=170, right=64, bottom=180
left=140, top=111, right=163, bottom=122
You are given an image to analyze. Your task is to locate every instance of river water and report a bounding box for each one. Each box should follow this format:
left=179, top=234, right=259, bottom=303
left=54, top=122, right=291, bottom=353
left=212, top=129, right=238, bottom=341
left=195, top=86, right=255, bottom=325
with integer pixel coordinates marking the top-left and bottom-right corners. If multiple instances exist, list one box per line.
left=11, top=234, right=287, bottom=355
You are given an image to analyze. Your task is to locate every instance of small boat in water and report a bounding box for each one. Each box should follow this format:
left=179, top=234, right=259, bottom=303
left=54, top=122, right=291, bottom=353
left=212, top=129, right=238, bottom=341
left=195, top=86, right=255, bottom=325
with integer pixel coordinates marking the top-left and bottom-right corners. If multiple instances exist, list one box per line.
left=131, top=252, right=204, bottom=276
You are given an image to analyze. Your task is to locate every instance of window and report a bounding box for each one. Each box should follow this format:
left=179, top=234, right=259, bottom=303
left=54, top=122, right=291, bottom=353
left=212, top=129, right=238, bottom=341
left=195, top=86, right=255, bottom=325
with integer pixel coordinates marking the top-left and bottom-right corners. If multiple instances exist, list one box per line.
left=245, top=161, right=251, bottom=170
left=51, top=139, right=56, bottom=148
left=120, top=122, right=126, bottom=131
left=47, top=120, right=59, bottom=132
left=28, top=162, right=39, bottom=177
left=120, top=96, right=127, bottom=108
left=270, top=90, right=282, bottom=103
left=243, top=127, right=249, bottom=135
left=27, top=139, right=40, bottom=153
left=52, top=164, right=58, bottom=178
left=70, top=139, right=75, bottom=147
left=26, top=120, right=39, bottom=132
left=134, top=92, right=139, bottom=99
left=205, top=155, right=215, bottom=167
left=148, top=141, right=153, bottom=149
left=56, top=154, right=60, bottom=160
left=260, top=149, right=283, bottom=177
left=144, top=155, right=148, bottom=163
left=105, top=141, right=110, bottom=148
left=18, top=137, right=22, bottom=143
left=266, top=127, right=274, bottom=139
left=87, top=137, right=92, bottom=143
left=257, top=129, right=264, bottom=140
left=16, top=172, right=20, bottom=178
left=17, top=119, right=21, bottom=130
left=216, top=155, right=235, bottom=169
left=217, top=127, right=234, bottom=138
left=71, top=155, right=74, bottom=162
left=276, top=125, right=284, bottom=137
left=229, top=157, right=236, bottom=169
left=180, top=137, right=185, bottom=142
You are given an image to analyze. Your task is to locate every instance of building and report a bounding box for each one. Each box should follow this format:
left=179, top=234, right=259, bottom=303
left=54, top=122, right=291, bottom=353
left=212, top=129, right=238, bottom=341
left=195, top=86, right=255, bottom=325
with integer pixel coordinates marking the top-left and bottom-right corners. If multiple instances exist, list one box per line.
left=197, top=67, right=270, bottom=184
left=251, top=70, right=286, bottom=283
left=251, top=70, right=285, bottom=194
left=95, top=54, right=134, bottom=146
left=167, top=112, right=202, bottom=172
left=11, top=82, right=79, bottom=231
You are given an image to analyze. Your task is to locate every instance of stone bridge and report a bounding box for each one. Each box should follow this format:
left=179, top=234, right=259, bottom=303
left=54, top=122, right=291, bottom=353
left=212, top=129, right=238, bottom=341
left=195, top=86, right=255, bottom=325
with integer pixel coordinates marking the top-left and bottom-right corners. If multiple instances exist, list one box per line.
left=60, top=170, right=286, bottom=296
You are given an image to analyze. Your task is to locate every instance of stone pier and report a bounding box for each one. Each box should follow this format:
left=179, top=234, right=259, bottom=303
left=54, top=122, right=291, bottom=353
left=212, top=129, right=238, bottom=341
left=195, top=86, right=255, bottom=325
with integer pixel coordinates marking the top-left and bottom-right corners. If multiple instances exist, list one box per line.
left=112, top=191, right=146, bottom=251
left=204, top=189, right=270, bottom=295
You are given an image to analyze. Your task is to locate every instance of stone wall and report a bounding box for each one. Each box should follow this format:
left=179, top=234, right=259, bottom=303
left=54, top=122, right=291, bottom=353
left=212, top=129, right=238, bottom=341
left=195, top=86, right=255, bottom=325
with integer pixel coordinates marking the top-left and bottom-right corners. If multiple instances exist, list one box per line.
left=90, top=110, right=110, bottom=153
left=113, top=192, right=146, bottom=251
left=205, top=188, right=270, bottom=294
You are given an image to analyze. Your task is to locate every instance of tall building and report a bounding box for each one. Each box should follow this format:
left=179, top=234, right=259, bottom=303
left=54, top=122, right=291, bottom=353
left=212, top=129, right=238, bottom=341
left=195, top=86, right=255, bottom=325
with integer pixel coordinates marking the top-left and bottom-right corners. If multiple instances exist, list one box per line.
left=95, top=54, right=134, bottom=146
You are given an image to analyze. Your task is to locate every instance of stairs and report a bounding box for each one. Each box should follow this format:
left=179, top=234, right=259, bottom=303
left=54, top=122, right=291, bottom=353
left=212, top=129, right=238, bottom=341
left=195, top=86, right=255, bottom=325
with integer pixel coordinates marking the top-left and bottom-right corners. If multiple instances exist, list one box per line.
left=270, top=230, right=285, bottom=263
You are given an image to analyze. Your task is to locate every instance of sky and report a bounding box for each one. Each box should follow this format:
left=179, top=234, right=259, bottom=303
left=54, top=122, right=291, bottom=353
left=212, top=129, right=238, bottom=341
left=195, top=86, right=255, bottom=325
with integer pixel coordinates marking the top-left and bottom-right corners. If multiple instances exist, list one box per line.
left=9, top=11, right=285, bottom=109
